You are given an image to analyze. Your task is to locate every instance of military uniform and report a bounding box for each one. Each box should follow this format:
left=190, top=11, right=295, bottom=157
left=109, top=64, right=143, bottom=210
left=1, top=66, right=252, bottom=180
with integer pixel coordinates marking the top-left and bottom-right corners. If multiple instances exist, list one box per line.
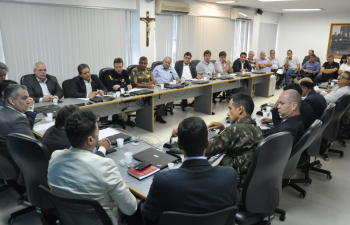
left=206, top=116, right=263, bottom=189
left=131, top=66, right=155, bottom=84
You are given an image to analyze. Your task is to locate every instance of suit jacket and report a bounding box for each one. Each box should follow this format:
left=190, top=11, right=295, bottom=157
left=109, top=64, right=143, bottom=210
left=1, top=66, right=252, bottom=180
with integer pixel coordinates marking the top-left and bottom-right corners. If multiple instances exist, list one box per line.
left=141, top=159, right=240, bottom=224
left=48, top=147, right=137, bottom=225
left=70, top=75, right=108, bottom=98
left=264, top=114, right=305, bottom=146
left=1, top=99, right=36, bottom=129
left=304, top=90, right=327, bottom=119
left=22, top=74, right=63, bottom=103
left=232, top=58, right=252, bottom=72
left=174, top=61, right=197, bottom=79
left=0, top=106, right=35, bottom=151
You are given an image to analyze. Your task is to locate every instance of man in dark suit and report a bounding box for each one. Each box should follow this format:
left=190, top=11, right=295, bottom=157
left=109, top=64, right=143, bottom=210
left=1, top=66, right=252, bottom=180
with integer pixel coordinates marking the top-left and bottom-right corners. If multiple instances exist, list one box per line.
left=0, top=84, right=35, bottom=152
left=70, top=63, right=107, bottom=98
left=262, top=89, right=305, bottom=146
left=299, top=81, right=327, bottom=119
left=22, top=62, right=63, bottom=103
left=232, top=52, right=252, bottom=72
left=141, top=117, right=240, bottom=225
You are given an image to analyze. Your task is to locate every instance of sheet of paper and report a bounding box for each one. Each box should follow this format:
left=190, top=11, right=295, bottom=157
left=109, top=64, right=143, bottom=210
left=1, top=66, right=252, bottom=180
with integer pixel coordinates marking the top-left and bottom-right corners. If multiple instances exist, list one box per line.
left=78, top=98, right=89, bottom=101
left=128, top=88, right=144, bottom=93
left=99, top=128, right=120, bottom=140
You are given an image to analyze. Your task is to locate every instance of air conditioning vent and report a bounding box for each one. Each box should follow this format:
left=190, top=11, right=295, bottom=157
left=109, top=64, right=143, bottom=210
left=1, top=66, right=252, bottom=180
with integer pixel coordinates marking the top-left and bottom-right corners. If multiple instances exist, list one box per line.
left=156, top=0, right=190, bottom=14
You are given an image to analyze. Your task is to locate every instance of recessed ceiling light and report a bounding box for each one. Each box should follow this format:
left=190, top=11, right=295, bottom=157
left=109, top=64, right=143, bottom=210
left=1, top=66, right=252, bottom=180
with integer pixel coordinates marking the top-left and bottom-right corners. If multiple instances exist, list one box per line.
left=260, top=0, right=294, bottom=1
left=216, top=1, right=236, bottom=3
left=282, top=8, right=323, bottom=11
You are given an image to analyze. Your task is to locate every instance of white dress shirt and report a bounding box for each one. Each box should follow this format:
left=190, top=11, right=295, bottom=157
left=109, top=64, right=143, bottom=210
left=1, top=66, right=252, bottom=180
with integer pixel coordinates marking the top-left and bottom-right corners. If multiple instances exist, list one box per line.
left=36, top=77, right=51, bottom=102
left=182, top=63, right=192, bottom=80
left=84, top=79, right=93, bottom=97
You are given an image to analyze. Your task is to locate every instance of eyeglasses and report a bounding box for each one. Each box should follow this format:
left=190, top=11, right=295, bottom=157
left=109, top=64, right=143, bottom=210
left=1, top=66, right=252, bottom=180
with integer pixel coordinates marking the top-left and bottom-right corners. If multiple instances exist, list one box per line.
left=37, top=69, right=47, bottom=72
left=338, top=75, right=350, bottom=80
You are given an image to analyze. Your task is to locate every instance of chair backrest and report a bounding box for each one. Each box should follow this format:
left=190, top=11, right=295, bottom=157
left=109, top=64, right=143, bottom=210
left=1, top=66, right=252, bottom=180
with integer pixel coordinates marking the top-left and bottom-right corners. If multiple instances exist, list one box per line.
left=20, top=74, right=32, bottom=85
left=157, top=206, right=237, bottom=225
left=127, top=64, right=138, bottom=76
left=322, top=94, right=350, bottom=140
left=307, top=103, right=336, bottom=156
left=191, top=60, right=200, bottom=68
left=341, top=107, right=350, bottom=124
left=39, top=185, right=112, bottom=225
left=151, top=61, right=163, bottom=71
left=62, top=79, right=72, bottom=98
left=0, top=141, right=20, bottom=181
left=241, top=132, right=292, bottom=213
left=210, top=60, right=216, bottom=64
left=7, top=133, right=53, bottom=208
left=283, top=120, right=322, bottom=179
left=98, top=67, right=113, bottom=87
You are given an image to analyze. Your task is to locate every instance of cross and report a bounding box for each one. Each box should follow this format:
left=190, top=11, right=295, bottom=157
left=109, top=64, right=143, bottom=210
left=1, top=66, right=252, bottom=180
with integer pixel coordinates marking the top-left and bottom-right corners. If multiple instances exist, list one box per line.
left=140, top=11, right=155, bottom=47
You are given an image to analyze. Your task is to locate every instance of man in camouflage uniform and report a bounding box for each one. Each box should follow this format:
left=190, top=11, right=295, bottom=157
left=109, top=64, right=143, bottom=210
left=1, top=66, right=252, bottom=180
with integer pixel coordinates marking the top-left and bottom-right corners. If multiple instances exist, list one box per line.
left=131, top=56, right=157, bottom=89
left=205, top=93, right=263, bottom=190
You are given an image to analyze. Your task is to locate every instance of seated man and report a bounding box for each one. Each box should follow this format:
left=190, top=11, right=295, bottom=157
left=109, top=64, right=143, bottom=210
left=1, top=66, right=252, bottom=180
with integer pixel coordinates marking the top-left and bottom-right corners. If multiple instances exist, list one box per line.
left=102, top=58, right=135, bottom=127
left=214, top=51, right=234, bottom=97
left=132, top=56, right=157, bottom=89
left=232, top=52, right=252, bottom=72
left=302, top=49, right=320, bottom=66
left=314, top=55, right=339, bottom=84
left=0, top=84, right=35, bottom=152
left=247, top=51, right=259, bottom=71
left=282, top=50, right=300, bottom=85
left=323, top=72, right=350, bottom=104
left=258, top=51, right=272, bottom=73
left=205, top=93, right=264, bottom=189
left=47, top=110, right=137, bottom=224
left=0, top=80, right=36, bottom=128
left=153, top=57, right=181, bottom=124
left=22, top=62, right=63, bottom=103
left=269, top=50, right=284, bottom=89
left=299, top=81, right=327, bottom=119
left=300, top=53, right=320, bottom=80
left=338, top=54, right=350, bottom=75
left=142, top=117, right=239, bottom=224
left=0, top=62, right=8, bottom=81
left=262, top=89, right=305, bottom=146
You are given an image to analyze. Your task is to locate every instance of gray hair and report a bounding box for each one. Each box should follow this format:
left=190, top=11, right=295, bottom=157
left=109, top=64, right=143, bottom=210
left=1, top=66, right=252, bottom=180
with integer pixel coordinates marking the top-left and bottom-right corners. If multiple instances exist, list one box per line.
left=163, top=56, right=172, bottom=62
left=4, top=84, right=27, bottom=105
left=0, top=62, right=8, bottom=76
left=33, top=62, right=45, bottom=71
left=327, top=55, right=334, bottom=59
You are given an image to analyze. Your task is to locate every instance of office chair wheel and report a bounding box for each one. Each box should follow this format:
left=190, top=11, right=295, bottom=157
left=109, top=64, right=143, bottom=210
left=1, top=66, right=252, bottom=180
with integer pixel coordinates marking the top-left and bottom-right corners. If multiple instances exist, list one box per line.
left=327, top=174, right=332, bottom=179
left=279, top=215, right=286, bottom=221
left=17, top=199, right=24, bottom=205
left=317, top=163, right=322, bottom=168
left=340, top=153, right=344, bottom=157
left=299, top=193, right=305, bottom=198
left=212, top=112, right=215, bottom=115
left=8, top=218, right=15, bottom=225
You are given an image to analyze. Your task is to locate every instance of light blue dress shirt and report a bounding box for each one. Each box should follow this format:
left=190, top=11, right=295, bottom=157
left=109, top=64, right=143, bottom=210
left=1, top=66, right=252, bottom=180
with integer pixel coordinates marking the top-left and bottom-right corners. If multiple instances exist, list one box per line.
left=153, top=65, right=179, bottom=84
left=302, top=61, right=321, bottom=73
left=257, top=58, right=271, bottom=72
left=269, top=57, right=281, bottom=70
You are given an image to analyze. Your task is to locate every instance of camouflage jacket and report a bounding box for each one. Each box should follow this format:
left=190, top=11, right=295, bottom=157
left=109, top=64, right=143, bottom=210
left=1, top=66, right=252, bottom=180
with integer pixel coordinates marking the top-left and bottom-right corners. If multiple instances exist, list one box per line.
left=206, top=116, right=264, bottom=187
left=131, top=66, right=155, bottom=84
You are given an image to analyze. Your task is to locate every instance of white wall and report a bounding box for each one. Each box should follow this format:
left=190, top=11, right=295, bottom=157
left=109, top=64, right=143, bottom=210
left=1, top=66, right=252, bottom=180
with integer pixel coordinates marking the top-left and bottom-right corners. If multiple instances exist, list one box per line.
left=276, top=12, right=349, bottom=64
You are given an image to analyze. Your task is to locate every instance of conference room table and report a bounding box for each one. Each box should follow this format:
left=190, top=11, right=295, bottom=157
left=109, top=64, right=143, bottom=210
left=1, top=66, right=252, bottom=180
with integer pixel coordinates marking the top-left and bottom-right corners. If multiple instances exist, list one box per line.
left=33, top=72, right=274, bottom=136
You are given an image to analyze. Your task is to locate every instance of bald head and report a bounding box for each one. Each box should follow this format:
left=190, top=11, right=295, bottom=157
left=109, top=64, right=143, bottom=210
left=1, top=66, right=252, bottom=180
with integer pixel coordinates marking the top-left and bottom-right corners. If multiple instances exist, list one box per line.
left=277, top=89, right=301, bottom=119
left=163, top=57, right=172, bottom=69
left=260, top=51, right=266, bottom=60
left=298, top=77, right=313, bottom=85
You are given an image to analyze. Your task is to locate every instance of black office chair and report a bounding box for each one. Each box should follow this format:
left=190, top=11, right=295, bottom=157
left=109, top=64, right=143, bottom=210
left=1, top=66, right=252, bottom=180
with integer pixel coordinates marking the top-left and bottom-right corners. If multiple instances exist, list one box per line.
left=301, top=103, right=335, bottom=181
left=7, top=133, right=57, bottom=224
left=290, top=73, right=299, bottom=83
left=0, top=141, right=35, bottom=224
left=127, top=64, right=138, bottom=76
left=321, top=94, right=350, bottom=160
left=336, top=107, right=350, bottom=146
left=210, top=60, right=216, bottom=64
left=20, top=74, right=32, bottom=85
left=280, top=120, right=322, bottom=198
left=151, top=61, right=163, bottom=71
left=98, top=67, right=113, bottom=87
left=191, top=60, right=200, bottom=68
left=62, top=79, right=72, bottom=98
left=39, top=185, right=113, bottom=225
left=236, top=132, right=292, bottom=224
left=158, top=206, right=237, bottom=225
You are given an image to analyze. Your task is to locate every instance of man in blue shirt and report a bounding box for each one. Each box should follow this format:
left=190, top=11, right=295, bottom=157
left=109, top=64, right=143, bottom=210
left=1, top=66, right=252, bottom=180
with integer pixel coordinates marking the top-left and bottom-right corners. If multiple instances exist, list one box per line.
left=153, top=57, right=181, bottom=124
left=300, top=53, right=321, bottom=80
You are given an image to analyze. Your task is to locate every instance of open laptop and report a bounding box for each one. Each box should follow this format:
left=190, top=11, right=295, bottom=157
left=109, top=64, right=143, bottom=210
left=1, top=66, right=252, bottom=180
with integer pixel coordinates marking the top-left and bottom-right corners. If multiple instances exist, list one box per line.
left=164, top=83, right=185, bottom=89
left=105, top=133, right=132, bottom=145
left=252, top=71, right=266, bottom=74
left=89, top=96, right=115, bottom=103
left=130, top=90, right=154, bottom=96
left=235, top=72, right=251, bottom=77
left=191, top=80, right=210, bottom=85
left=133, top=147, right=179, bottom=170
left=42, top=105, right=61, bottom=118
left=218, top=75, right=236, bottom=80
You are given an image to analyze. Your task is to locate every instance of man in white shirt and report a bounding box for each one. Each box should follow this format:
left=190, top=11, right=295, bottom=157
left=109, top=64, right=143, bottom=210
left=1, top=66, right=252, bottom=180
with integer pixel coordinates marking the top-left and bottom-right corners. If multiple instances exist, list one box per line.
left=338, top=54, right=350, bottom=74
left=283, top=50, right=300, bottom=85
left=323, top=71, right=350, bottom=104
left=47, top=110, right=137, bottom=225
left=174, top=52, right=197, bottom=80
left=214, top=51, right=233, bottom=75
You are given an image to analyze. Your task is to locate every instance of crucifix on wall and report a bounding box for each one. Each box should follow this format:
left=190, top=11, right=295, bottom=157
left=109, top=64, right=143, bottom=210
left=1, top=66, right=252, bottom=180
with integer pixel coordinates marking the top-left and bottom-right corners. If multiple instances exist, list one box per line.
left=140, top=11, right=155, bottom=47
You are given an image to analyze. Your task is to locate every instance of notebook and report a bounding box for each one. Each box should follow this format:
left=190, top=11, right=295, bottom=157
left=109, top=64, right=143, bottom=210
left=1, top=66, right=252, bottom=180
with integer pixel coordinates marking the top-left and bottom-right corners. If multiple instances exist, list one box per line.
left=127, top=165, right=160, bottom=180
left=133, top=148, right=179, bottom=169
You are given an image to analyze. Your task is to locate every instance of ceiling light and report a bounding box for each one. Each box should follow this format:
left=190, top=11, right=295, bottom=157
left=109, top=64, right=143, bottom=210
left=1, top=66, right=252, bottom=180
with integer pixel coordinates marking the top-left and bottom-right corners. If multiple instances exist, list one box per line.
left=216, top=1, right=236, bottom=3
left=282, top=8, right=323, bottom=11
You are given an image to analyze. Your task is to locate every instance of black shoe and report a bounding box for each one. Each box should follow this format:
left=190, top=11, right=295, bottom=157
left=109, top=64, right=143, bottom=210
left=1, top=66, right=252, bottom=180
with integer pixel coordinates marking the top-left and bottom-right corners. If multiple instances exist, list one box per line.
left=156, top=115, right=166, bottom=124
left=125, top=119, right=136, bottom=127
left=113, top=119, right=126, bottom=129
left=101, top=121, right=112, bottom=126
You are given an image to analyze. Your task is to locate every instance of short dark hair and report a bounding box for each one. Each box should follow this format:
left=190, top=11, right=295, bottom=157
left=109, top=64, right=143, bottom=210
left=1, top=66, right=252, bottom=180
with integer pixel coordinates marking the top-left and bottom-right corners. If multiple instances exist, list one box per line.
left=299, top=81, right=315, bottom=90
left=309, top=49, right=314, bottom=53
left=4, top=84, right=27, bottom=105
left=65, top=110, right=97, bottom=149
left=55, top=105, right=80, bottom=128
left=219, top=51, right=227, bottom=57
left=327, top=55, right=334, bottom=59
left=283, top=83, right=303, bottom=96
left=113, top=58, right=123, bottom=65
left=287, top=50, right=293, bottom=54
left=230, top=93, right=254, bottom=115
left=0, top=80, right=18, bottom=98
left=177, top=117, right=208, bottom=157
left=77, top=64, right=90, bottom=75
left=184, top=52, right=192, bottom=58
left=139, top=56, right=148, bottom=63
left=270, top=49, right=275, bottom=53
left=203, top=50, right=211, bottom=56
left=309, top=53, right=316, bottom=58
left=240, top=52, right=247, bottom=57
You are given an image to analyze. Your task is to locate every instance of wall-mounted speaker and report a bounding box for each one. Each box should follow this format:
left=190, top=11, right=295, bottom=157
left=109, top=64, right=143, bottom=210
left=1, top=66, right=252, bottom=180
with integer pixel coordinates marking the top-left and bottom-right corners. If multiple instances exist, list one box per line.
left=256, top=8, right=263, bottom=15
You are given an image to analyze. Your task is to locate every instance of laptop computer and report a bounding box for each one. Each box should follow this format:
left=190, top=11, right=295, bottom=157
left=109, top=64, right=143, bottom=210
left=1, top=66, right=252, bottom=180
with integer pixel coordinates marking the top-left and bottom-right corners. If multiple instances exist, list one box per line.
left=130, top=90, right=154, bottom=96
left=218, top=75, right=236, bottom=80
left=34, top=106, right=50, bottom=114
left=252, top=71, right=266, bottom=74
left=105, top=133, right=132, bottom=145
left=235, top=72, right=251, bottom=77
left=42, top=106, right=61, bottom=118
left=89, top=96, right=115, bottom=103
left=133, top=147, right=179, bottom=169
left=164, top=83, right=185, bottom=89
left=191, top=80, right=210, bottom=85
